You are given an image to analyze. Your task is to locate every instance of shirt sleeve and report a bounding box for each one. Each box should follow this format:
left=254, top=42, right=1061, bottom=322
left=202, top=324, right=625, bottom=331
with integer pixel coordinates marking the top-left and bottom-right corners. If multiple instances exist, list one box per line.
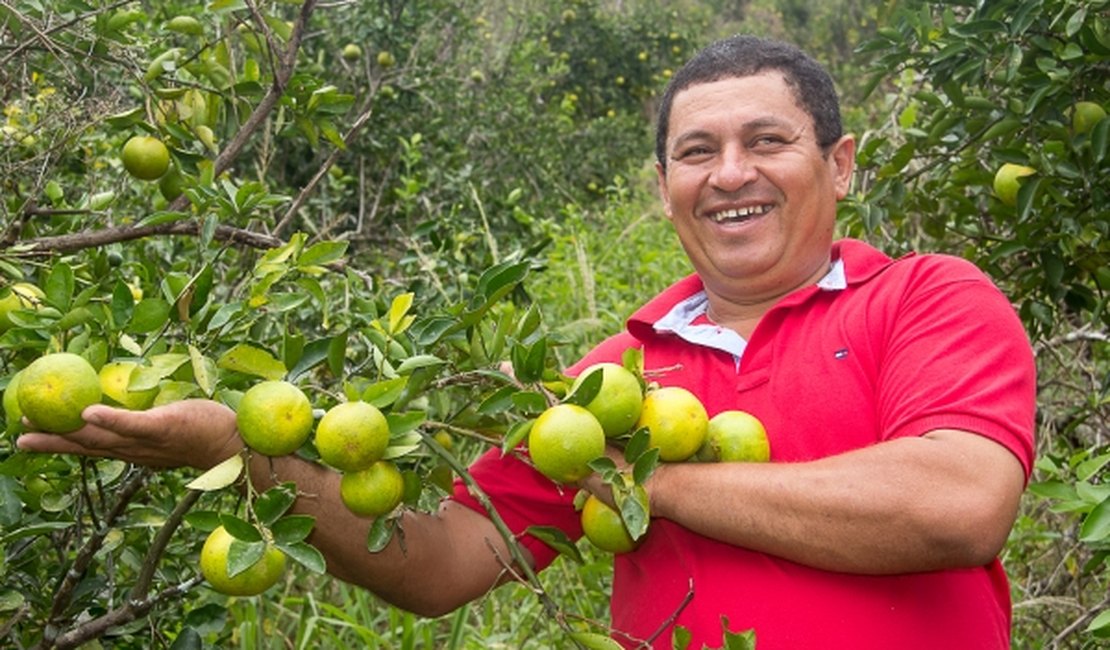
left=876, top=255, right=1037, bottom=477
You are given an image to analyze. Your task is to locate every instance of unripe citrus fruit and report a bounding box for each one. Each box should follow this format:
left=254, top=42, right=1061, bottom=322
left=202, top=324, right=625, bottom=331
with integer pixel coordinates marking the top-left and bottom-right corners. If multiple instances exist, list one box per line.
left=1072, top=101, right=1106, bottom=135
left=17, top=353, right=102, bottom=434
left=342, top=43, right=362, bottom=61
left=236, top=380, right=314, bottom=456
left=570, top=362, right=643, bottom=438
left=0, top=283, right=44, bottom=331
left=315, top=400, right=391, bottom=472
left=99, top=361, right=159, bottom=411
left=121, top=135, right=170, bottom=181
left=581, top=494, right=639, bottom=554
left=199, top=526, right=286, bottom=596
left=527, top=403, right=606, bottom=483
left=377, top=50, right=396, bottom=68
left=158, top=167, right=185, bottom=201
left=636, top=386, right=708, bottom=462
left=696, top=410, right=770, bottom=462
left=340, top=460, right=405, bottom=517
left=4, top=370, right=24, bottom=435
left=992, top=163, right=1035, bottom=207
left=165, top=15, right=203, bottom=36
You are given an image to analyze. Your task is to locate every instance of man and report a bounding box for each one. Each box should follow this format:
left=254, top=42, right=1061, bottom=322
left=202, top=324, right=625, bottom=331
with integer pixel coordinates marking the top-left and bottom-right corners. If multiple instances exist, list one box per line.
left=19, top=35, right=1035, bottom=649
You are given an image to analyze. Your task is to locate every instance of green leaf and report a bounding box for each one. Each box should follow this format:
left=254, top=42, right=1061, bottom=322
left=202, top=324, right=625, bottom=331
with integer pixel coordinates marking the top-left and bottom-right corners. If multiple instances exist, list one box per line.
left=270, top=515, right=315, bottom=544
left=1086, top=608, right=1110, bottom=637
left=671, top=625, right=692, bottom=650
left=1079, top=495, right=1110, bottom=543
left=254, top=483, right=297, bottom=525
left=288, top=337, right=335, bottom=381
left=45, top=262, right=74, bottom=311
left=396, top=354, right=445, bottom=374
left=185, top=453, right=243, bottom=491
left=388, top=292, right=415, bottom=335
left=279, top=540, right=326, bottom=574
left=366, top=516, right=395, bottom=552
left=564, top=366, right=602, bottom=407
left=384, top=411, right=425, bottom=436
left=477, top=385, right=517, bottom=415
left=362, top=377, right=408, bottom=408
left=616, top=485, right=650, bottom=540
left=1077, top=451, right=1110, bottom=482
left=217, top=343, right=287, bottom=380
left=501, top=419, right=533, bottom=455
left=129, top=299, right=171, bottom=334
left=297, top=240, right=348, bottom=268
left=511, top=390, right=548, bottom=415
left=226, top=539, right=265, bottom=578
left=525, top=525, right=583, bottom=564
left=327, top=332, right=348, bottom=377
left=510, top=338, right=547, bottom=384
left=218, top=514, right=261, bottom=542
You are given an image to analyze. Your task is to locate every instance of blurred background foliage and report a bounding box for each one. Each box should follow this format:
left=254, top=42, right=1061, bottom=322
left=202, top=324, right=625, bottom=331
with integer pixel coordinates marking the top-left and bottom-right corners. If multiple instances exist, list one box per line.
left=0, top=0, right=1106, bottom=647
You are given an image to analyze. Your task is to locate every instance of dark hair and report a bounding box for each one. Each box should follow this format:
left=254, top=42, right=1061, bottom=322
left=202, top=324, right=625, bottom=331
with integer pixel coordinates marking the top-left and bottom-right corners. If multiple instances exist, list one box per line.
left=655, top=35, right=843, bottom=171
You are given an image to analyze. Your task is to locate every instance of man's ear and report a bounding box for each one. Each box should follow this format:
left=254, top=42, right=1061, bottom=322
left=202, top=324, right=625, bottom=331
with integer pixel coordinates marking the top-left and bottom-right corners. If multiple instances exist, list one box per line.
left=656, top=161, right=674, bottom=220
left=829, top=135, right=856, bottom=200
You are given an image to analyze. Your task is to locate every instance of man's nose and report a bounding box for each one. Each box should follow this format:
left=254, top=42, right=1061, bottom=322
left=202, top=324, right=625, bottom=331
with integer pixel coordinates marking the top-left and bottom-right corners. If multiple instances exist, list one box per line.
left=710, top=146, right=758, bottom=191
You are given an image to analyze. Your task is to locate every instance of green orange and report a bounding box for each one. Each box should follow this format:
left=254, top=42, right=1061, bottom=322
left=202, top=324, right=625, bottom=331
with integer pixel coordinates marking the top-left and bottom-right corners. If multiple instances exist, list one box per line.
left=581, top=494, right=639, bottom=554
left=236, top=380, right=314, bottom=456
left=569, top=362, right=643, bottom=438
left=340, top=460, right=405, bottom=517
left=17, top=352, right=102, bottom=433
left=636, top=386, right=708, bottom=462
left=314, top=400, right=391, bottom=472
left=527, top=403, right=605, bottom=483
left=199, top=526, right=286, bottom=596
left=697, top=410, right=770, bottom=462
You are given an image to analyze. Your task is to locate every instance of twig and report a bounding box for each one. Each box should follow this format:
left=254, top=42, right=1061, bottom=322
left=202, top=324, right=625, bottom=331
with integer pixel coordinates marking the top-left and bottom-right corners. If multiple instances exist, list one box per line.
left=129, top=489, right=202, bottom=601
left=47, top=577, right=204, bottom=650
left=43, top=469, right=151, bottom=642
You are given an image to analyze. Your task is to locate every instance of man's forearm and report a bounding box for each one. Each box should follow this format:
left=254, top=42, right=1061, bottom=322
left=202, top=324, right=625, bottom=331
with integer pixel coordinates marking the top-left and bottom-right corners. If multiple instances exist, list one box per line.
left=646, top=430, right=1025, bottom=574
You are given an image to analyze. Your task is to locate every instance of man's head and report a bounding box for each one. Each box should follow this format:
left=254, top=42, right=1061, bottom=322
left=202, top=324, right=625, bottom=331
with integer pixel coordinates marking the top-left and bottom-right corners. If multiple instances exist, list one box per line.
left=655, top=35, right=843, bottom=174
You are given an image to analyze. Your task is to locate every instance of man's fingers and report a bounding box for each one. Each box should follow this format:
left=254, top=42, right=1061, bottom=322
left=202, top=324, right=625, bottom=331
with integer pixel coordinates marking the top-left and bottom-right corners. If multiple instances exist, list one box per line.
left=16, top=430, right=113, bottom=458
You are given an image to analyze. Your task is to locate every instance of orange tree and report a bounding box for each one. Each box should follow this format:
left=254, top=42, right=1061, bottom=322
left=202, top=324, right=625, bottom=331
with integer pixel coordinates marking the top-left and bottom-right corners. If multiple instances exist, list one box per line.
left=0, top=0, right=707, bottom=648
left=846, top=0, right=1109, bottom=644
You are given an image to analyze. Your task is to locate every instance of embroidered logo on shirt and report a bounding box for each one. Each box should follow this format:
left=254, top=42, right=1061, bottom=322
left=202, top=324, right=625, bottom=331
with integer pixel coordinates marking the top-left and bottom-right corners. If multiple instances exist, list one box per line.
left=834, top=348, right=849, bottom=360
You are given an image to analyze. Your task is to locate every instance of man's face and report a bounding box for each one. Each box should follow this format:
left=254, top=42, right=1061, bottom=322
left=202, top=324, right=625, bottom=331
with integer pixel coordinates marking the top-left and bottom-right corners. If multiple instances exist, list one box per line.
left=656, top=72, right=855, bottom=307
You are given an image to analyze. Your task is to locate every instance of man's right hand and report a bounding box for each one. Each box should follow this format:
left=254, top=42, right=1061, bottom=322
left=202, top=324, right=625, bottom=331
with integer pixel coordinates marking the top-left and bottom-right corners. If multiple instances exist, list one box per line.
left=16, top=399, right=244, bottom=470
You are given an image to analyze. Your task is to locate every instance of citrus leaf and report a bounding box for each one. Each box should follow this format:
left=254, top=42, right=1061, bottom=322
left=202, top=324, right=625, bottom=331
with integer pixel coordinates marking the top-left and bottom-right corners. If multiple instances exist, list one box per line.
left=279, top=540, right=326, bottom=574
left=186, top=453, right=243, bottom=491
left=217, top=343, right=287, bottom=380
left=501, top=419, right=533, bottom=455
left=1086, top=608, right=1110, bottom=637
left=564, top=367, right=603, bottom=407
left=190, top=345, right=216, bottom=396
left=254, top=483, right=297, bottom=524
left=384, top=411, right=425, bottom=435
left=130, top=299, right=171, bottom=334
left=525, top=525, right=583, bottom=564
left=270, top=515, right=315, bottom=544
left=388, top=292, right=415, bottom=335
left=219, top=514, right=261, bottom=542
left=366, top=516, right=395, bottom=552
left=297, top=241, right=348, bottom=268
left=1079, top=495, right=1110, bottom=543
left=616, top=485, right=650, bottom=540
left=226, top=538, right=265, bottom=578
left=362, top=377, right=408, bottom=408
left=396, top=354, right=445, bottom=374
left=478, top=385, right=517, bottom=415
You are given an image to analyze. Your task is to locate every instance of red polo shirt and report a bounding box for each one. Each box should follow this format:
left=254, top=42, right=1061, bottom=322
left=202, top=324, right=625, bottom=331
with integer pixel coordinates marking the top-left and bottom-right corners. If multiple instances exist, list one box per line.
left=453, top=239, right=1036, bottom=649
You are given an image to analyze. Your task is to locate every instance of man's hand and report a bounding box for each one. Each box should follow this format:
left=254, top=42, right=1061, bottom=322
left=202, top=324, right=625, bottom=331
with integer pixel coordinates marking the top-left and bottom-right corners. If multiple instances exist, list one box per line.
left=16, top=399, right=243, bottom=470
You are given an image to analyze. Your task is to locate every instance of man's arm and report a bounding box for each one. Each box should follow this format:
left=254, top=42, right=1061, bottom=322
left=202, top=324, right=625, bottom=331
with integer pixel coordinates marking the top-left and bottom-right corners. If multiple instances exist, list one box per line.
left=606, top=429, right=1025, bottom=574
left=16, top=400, right=518, bottom=617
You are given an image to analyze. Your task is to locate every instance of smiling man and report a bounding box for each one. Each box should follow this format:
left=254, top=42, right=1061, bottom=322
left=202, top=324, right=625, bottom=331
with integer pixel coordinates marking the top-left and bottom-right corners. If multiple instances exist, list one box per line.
left=18, top=35, right=1036, bottom=650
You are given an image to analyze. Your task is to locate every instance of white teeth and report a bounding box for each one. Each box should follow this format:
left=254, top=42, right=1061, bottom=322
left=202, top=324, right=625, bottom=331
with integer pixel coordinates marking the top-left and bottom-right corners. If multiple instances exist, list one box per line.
left=709, top=204, right=772, bottom=223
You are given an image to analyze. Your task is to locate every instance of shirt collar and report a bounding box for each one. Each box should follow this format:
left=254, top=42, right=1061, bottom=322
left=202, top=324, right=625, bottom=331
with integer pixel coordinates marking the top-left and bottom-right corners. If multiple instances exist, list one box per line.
left=652, top=258, right=847, bottom=360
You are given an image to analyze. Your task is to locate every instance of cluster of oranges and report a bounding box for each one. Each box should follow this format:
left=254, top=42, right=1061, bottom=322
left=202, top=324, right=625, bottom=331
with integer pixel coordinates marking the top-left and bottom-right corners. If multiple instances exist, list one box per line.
left=527, top=362, right=770, bottom=555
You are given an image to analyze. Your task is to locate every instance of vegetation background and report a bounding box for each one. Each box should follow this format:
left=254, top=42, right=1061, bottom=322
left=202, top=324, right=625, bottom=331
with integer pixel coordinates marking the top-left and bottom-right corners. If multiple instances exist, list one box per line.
left=0, top=0, right=1106, bottom=648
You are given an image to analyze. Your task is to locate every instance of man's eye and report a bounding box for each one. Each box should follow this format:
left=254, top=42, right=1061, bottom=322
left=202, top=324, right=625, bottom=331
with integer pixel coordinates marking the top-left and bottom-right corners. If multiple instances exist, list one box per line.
left=676, top=146, right=712, bottom=159
left=752, top=135, right=786, bottom=147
